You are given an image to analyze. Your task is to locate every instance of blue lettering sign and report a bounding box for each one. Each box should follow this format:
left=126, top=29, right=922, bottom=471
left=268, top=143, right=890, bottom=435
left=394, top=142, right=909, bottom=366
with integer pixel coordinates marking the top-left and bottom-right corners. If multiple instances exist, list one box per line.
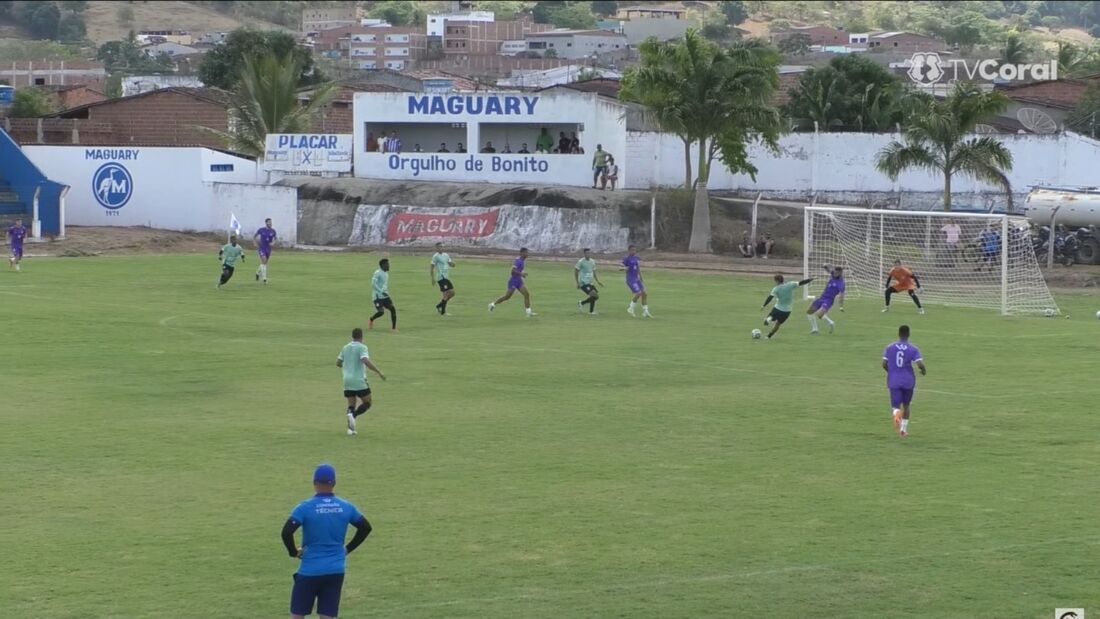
left=406, top=95, right=540, bottom=116
left=84, top=148, right=140, bottom=161
left=276, top=135, right=338, bottom=149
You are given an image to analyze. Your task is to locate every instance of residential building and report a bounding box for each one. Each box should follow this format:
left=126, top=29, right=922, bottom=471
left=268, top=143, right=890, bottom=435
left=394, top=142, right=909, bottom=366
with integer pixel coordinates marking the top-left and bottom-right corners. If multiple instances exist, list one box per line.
left=136, top=30, right=193, bottom=45
left=416, top=55, right=577, bottom=79
left=524, top=30, right=628, bottom=60
left=346, top=27, right=428, bottom=71
left=142, top=42, right=200, bottom=57
left=772, top=25, right=848, bottom=46
left=427, top=11, right=495, bottom=37
left=122, top=75, right=204, bottom=97
left=864, top=32, right=945, bottom=52
left=41, top=84, right=107, bottom=110
left=0, top=61, right=107, bottom=91
left=302, top=6, right=360, bottom=32
left=498, top=66, right=622, bottom=89
left=443, top=18, right=552, bottom=56
left=996, top=74, right=1100, bottom=131
left=616, top=4, right=687, bottom=20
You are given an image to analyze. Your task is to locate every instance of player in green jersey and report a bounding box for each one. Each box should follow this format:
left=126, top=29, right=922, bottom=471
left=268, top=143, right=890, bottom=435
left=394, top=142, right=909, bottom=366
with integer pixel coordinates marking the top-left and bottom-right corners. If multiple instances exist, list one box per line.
left=574, top=248, right=604, bottom=314
left=337, top=327, right=386, bottom=436
left=217, top=235, right=245, bottom=289
left=430, top=242, right=456, bottom=315
left=760, top=274, right=814, bottom=339
left=369, top=259, right=397, bottom=331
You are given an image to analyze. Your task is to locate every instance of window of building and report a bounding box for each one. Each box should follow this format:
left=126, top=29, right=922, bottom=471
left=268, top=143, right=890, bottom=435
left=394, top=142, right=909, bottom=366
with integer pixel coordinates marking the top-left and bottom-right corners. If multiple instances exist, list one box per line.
left=34, top=78, right=45, bottom=85
left=209, top=164, right=234, bottom=172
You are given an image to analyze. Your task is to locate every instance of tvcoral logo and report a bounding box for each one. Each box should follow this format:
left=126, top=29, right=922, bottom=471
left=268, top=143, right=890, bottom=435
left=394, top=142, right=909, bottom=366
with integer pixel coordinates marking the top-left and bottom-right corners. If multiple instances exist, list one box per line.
left=907, top=52, right=1058, bottom=85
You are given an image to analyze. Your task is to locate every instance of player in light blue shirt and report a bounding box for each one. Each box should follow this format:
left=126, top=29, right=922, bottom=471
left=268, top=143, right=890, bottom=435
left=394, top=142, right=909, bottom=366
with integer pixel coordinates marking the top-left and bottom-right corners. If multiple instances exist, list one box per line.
left=369, top=259, right=397, bottom=331
left=760, top=274, right=814, bottom=339
left=282, top=463, right=372, bottom=619
left=430, top=242, right=456, bottom=315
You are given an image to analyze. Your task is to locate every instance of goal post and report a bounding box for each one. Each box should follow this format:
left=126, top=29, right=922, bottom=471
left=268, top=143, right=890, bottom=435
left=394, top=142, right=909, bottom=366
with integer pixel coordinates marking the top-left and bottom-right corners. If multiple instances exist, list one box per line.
left=803, top=206, right=1059, bottom=315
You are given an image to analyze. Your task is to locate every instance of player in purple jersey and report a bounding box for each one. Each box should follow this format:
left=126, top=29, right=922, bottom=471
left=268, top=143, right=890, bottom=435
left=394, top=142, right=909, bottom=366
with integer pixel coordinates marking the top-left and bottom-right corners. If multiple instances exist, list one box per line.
left=882, top=324, right=926, bottom=438
left=8, top=217, right=27, bottom=272
left=253, top=218, right=277, bottom=283
left=621, top=245, right=652, bottom=317
left=488, top=247, right=536, bottom=317
left=806, top=265, right=846, bottom=334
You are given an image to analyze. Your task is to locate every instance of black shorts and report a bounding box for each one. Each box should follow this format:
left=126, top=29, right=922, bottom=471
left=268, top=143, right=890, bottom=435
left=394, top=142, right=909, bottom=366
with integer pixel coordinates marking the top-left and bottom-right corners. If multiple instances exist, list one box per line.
left=290, top=573, right=344, bottom=617
left=437, top=278, right=454, bottom=292
left=768, top=308, right=791, bottom=324
left=580, top=283, right=598, bottom=295
left=343, top=388, right=371, bottom=398
left=373, top=297, right=394, bottom=311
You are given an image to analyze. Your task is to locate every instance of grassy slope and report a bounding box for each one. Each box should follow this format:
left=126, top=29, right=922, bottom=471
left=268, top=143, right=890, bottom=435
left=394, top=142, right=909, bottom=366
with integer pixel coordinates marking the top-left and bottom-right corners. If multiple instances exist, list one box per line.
left=1, top=253, right=1098, bottom=618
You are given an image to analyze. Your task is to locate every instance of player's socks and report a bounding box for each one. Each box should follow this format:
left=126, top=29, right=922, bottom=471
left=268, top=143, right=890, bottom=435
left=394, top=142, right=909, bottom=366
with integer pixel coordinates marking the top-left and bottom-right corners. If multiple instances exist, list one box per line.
left=441, top=299, right=448, bottom=314
left=346, top=410, right=357, bottom=434
left=577, top=300, right=583, bottom=313
left=589, top=298, right=597, bottom=313
left=808, top=315, right=818, bottom=331
left=628, top=301, right=636, bottom=316
left=900, top=419, right=909, bottom=435
left=823, top=315, right=835, bottom=333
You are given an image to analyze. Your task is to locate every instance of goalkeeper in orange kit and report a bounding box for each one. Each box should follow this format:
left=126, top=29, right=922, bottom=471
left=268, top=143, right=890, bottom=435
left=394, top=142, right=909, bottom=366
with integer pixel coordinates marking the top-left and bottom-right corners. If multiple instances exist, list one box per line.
left=883, top=259, right=925, bottom=314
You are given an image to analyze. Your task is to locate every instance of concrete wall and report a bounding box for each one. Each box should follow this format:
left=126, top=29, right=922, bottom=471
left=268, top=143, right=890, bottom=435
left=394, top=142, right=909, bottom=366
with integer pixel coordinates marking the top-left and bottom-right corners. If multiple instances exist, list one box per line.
left=21, top=146, right=297, bottom=244
left=625, top=130, right=1100, bottom=209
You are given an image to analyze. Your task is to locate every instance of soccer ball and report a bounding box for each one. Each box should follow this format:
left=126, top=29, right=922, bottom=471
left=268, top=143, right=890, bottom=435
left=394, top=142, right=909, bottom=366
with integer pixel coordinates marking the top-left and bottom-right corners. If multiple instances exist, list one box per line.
left=1043, top=308, right=1056, bottom=318
left=751, top=329, right=763, bottom=339
left=1095, top=310, right=1100, bottom=320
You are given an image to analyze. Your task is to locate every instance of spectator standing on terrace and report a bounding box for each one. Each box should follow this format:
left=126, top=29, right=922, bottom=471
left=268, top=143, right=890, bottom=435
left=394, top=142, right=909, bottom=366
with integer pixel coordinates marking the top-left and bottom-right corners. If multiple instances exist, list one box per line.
left=481, top=142, right=497, bottom=153
left=375, top=132, right=386, bottom=152
left=536, top=128, right=554, bottom=153
left=592, top=145, right=610, bottom=189
left=385, top=131, right=402, bottom=153
left=456, top=142, right=467, bottom=153
left=558, top=131, right=571, bottom=154
left=438, top=143, right=450, bottom=153
left=604, top=156, right=619, bottom=190
left=570, top=132, right=581, bottom=153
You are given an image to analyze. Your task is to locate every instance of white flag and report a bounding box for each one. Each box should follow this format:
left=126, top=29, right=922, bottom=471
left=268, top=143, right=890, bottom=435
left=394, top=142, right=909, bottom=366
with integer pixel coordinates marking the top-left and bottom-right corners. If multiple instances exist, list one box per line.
left=230, top=213, right=242, bottom=237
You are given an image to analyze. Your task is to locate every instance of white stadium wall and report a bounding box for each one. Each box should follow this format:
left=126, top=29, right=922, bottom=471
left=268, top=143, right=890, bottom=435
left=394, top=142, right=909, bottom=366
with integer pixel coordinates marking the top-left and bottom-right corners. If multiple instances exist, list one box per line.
left=22, top=146, right=297, bottom=244
left=625, top=131, right=1100, bottom=208
left=353, top=91, right=627, bottom=188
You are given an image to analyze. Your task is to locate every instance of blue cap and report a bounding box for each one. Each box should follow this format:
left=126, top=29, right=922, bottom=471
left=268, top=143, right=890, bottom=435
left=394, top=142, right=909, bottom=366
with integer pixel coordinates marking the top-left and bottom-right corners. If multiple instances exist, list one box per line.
left=313, top=463, right=336, bottom=484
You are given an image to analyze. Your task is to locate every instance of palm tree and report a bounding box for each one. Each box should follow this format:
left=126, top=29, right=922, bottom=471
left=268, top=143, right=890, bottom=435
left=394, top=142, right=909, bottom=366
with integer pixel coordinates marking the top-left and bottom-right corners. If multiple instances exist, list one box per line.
left=1000, top=32, right=1030, bottom=66
left=876, top=83, right=1013, bottom=211
left=621, top=31, right=782, bottom=251
left=200, top=53, right=336, bottom=157
left=1057, top=41, right=1080, bottom=75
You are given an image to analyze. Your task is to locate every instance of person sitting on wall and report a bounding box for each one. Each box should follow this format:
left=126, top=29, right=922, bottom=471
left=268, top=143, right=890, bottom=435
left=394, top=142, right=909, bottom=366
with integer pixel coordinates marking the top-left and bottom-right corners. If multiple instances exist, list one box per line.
left=518, top=143, right=530, bottom=154
left=481, top=141, right=496, bottom=153
left=438, top=143, right=450, bottom=153
left=756, top=233, right=775, bottom=259
left=536, top=127, right=554, bottom=153
left=456, top=142, right=467, bottom=153
left=738, top=233, right=755, bottom=258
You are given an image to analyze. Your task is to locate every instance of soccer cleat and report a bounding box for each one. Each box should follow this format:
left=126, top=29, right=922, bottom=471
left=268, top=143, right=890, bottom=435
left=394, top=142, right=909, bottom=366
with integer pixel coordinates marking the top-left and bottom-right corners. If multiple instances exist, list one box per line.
left=881, top=307, right=889, bottom=313
left=527, top=310, right=537, bottom=317
left=827, top=321, right=835, bottom=334
left=810, top=329, right=819, bottom=335
left=589, top=311, right=599, bottom=316
left=918, top=308, right=926, bottom=315
left=900, top=430, right=908, bottom=438
left=346, top=412, right=357, bottom=434
left=488, top=302, right=495, bottom=313
left=892, top=409, right=902, bottom=431
left=627, top=306, right=636, bottom=317
left=255, top=272, right=260, bottom=281
left=643, top=311, right=653, bottom=318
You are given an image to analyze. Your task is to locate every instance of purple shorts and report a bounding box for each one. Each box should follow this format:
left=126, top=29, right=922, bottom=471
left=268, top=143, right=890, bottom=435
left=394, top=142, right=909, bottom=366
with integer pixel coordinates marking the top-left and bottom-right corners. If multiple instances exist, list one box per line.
left=627, top=279, right=644, bottom=294
left=508, top=276, right=524, bottom=290
left=10, top=246, right=22, bottom=259
left=810, top=297, right=834, bottom=312
left=890, top=387, right=914, bottom=408
left=257, top=246, right=271, bottom=259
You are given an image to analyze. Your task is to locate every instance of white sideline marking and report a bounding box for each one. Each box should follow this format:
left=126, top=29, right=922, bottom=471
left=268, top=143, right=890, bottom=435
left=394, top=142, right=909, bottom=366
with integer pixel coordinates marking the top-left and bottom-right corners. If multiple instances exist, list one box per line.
left=375, top=535, right=1100, bottom=611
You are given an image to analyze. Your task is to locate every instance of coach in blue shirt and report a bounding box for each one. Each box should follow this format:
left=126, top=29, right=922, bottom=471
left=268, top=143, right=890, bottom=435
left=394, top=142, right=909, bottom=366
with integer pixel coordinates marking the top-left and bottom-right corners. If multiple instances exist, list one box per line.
left=282, top=464, right=372, bottom=619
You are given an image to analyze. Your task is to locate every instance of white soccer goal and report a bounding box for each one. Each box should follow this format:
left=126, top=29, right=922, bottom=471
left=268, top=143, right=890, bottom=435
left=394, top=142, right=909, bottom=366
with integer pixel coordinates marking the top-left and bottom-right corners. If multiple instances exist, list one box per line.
left=803, top=207, right=1059, bottom=315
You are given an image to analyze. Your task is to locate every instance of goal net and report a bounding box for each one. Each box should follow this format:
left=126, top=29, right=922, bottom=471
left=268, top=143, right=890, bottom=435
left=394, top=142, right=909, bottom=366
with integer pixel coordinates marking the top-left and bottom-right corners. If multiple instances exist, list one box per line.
left=803, top=207, right=1059, bottom=315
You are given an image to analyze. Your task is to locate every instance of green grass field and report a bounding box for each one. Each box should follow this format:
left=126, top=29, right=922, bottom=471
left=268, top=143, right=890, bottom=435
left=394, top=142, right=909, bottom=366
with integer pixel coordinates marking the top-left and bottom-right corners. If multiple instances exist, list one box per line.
left=2, top=252, right=1099, bottom=619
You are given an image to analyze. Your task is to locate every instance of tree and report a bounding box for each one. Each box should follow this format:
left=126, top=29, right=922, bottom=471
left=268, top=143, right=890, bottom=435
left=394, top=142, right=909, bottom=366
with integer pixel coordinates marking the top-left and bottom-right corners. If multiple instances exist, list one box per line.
left=621, top=31, right=783, bottom=252
left=20, top=1, right=61, bottom=39
left=58, top=12, right=86, bottom=41
left=876, top=83, right=1013, bottom=211
left=198, top=29, right=322, bottom=91
left=719, top=1, right=748, bottom=25
left=1057, top=41, right=1081, bottom=74
left=97, top=39, right=173, bottom=73
left=548, top=2, right=598, bottom=29
left=368, top=0, right=425, bottom=27
left=473, top=1, right=525, bottom=21
left=1065, top=84, right=1100, bottom=139
left=198, top=54, right=337, bottom=158
left=777, top=33, right=811, bottom=56
left=1000, top=32, right=1030, bottom=65
left=544, top=47, right=558, bottom=59
left=784, top=55, right=907, bottom=132
left=591, top=0, right=618, bottom=17
left=11, top=88, right=56, bottom=117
